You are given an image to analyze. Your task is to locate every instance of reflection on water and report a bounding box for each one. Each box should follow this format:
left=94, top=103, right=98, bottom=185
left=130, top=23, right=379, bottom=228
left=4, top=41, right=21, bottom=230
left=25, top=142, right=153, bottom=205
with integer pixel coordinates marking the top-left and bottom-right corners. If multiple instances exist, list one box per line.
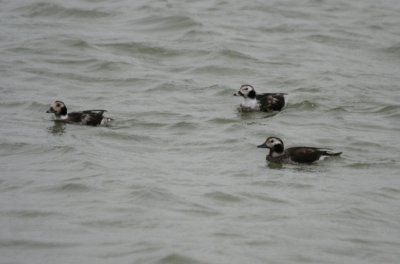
left=266, top=158, right=341, bottom=171
left=47, top=121, right=66, bottom=135
left=267, top=162, right=283, bottom=169
left=235, top=111, right=278, bottom=120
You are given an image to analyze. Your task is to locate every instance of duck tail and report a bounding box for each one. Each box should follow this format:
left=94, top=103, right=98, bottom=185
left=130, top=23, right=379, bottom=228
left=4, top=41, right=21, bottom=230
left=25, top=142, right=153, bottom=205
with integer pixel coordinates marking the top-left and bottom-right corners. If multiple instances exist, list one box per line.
left=325, top=151, right=342, bottom=157
left=100, top=117, right=113, bottom=125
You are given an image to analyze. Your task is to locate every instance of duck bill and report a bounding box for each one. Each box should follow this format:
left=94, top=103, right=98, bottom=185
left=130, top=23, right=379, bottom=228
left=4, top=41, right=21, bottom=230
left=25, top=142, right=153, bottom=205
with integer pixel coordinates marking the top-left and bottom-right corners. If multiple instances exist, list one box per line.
left=46, top=107, right=55, bottom=113
left=233, top=91, right=243, bottom=96
left=257, top=143, right=268, bottom=148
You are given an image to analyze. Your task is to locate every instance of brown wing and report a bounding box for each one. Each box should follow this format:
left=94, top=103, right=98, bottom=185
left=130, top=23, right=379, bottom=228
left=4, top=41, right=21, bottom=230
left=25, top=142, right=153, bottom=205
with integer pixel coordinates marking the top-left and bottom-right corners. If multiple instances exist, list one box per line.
left=66, top=112, right=85, bottom=123
left=287, top=147, right=324, bottom=163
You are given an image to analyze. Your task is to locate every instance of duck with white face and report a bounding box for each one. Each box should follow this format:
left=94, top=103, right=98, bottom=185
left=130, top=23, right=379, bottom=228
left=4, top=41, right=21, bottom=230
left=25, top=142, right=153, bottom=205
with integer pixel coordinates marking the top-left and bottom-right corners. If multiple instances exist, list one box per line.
left=46, top=100, right=112, bottom=126
left=233, top=84, right=286, bottom=112
left=257, top=137, right=342, bottom=164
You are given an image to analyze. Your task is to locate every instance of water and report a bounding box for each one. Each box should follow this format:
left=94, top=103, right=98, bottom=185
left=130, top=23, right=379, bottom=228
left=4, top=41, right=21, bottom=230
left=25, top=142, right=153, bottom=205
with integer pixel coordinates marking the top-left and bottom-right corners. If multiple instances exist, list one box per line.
left=1, top=0, right=400, bottom=263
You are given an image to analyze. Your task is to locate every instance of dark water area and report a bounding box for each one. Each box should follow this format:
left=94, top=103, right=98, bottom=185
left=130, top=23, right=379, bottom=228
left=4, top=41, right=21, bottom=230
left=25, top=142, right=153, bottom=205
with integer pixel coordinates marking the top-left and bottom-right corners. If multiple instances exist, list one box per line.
left=1, top=0, right=400, bottom=263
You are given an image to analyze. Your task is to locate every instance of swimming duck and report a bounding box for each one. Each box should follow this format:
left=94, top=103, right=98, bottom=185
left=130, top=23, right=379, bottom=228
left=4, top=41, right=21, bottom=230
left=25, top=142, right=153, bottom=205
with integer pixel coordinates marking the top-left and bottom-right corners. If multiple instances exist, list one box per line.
left=46, top=100, right=112, bottom=126
left=233, top=84, right=286, bottom=112
left=257, top=137, right=341, bottom=164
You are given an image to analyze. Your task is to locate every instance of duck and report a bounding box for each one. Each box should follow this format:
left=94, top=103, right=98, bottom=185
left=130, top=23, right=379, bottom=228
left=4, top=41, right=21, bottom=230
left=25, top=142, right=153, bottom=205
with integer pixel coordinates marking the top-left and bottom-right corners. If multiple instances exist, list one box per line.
left=257, top=137, right=342, bottom=164
left=46, top=100, right=112, bottom=126
left=233, top=84, right=286, bottom=112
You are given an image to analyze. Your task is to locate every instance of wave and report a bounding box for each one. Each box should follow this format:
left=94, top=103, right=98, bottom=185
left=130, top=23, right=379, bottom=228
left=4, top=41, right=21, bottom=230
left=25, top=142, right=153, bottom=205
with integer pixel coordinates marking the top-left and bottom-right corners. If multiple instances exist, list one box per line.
left=49, top=182, right=91, bottom=193
left=98, top=41, right=181, bottom=58
left=216, top=48, right=260, bottom=62
left=286, top=100, right=319, bottom=110
left=15, top=2, right=113, bottom=19
left=382, top=44, right=400, bottom=56
left=204, top=191, right=243, bottom=203
left=6, top=209, right=63, bottom=218
left=0, top=239, right=79, bottom=249
left=155, top=253, right=206, bottom=264
left=134, top=15, right=201, bottom=31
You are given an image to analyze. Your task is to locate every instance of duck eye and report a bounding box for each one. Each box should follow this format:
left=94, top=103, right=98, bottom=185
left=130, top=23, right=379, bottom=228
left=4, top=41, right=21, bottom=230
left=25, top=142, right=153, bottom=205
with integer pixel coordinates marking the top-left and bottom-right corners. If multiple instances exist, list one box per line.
left=56, top=104, right=60, bottom=107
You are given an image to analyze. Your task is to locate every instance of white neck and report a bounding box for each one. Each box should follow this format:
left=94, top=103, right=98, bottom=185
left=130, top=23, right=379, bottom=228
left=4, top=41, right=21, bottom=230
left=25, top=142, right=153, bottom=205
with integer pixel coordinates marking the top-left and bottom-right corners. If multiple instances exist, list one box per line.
left=241, top=98, right=259, bottom=109
left=271, top=151, right=283, bottom=157
left=55, top=114, right=68, bottom=120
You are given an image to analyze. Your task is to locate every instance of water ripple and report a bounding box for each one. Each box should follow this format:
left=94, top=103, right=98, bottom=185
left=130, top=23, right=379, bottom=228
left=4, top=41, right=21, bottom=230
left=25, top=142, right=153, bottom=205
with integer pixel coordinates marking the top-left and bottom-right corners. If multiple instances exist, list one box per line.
left=204, top=191, right=243, bottom=203
left=98, top=42, right=182, bottom=57
left=383, top=44, right=400, bottom=56
left=6, top=209, right=63, bottom=218
left=51, top=183, right=92, bottom=193
left=155, top=253, right=206, bottom=264
left=286, top=100, right=319, bottom=110
left=0, top=239, right=79, bottom=249
left=15, top=2, right=113, bottom=19
left=134, top=15, right=201, bottom=31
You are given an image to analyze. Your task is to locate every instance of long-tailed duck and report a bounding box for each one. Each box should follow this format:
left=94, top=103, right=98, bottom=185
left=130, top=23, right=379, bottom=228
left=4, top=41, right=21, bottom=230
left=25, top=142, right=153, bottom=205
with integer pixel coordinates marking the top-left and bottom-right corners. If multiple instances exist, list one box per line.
left=257, top=137, right=342, bottom=164
left=46, top=100, right=112, bottom=126
left=233, top=84, right=286, bottom=112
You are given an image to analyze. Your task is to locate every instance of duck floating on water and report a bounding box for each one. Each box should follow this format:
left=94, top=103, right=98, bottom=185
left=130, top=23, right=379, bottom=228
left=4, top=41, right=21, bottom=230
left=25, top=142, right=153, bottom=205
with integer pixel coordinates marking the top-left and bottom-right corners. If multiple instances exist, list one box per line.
left=234, top=84, right=286, bottom=112
left=257, top=137, right=342, bottom=164
left=46, top=100, right=112, bottom=126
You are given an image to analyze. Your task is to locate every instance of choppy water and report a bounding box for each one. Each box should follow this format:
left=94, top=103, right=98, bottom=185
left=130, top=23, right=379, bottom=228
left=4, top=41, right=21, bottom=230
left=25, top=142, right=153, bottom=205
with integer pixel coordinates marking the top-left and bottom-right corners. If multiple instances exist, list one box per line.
left=1, top=0, right=400, bottom=263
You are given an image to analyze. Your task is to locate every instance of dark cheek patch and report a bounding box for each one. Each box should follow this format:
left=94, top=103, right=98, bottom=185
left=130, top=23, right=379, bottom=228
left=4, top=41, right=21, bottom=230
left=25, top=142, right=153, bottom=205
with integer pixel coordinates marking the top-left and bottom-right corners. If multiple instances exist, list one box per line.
left=60, top=106, right=67, bottom=116
left=248, top=90, right=256, bottom=99
left=274, top=144, right=284, bottom=153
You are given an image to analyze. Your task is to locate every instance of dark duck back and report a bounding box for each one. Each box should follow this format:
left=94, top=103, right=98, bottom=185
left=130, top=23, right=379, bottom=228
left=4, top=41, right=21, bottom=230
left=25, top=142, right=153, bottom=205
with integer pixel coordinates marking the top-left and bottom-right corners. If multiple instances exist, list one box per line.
left=46, top=101, right=111, bottom=126
left=256, top=93, right=286, bottom=112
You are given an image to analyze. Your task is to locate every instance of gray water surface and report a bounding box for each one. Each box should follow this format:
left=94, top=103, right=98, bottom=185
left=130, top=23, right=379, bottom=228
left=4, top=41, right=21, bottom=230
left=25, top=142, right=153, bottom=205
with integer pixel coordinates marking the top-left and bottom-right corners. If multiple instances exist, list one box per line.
left=1, top=0, right=400, bottom=263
